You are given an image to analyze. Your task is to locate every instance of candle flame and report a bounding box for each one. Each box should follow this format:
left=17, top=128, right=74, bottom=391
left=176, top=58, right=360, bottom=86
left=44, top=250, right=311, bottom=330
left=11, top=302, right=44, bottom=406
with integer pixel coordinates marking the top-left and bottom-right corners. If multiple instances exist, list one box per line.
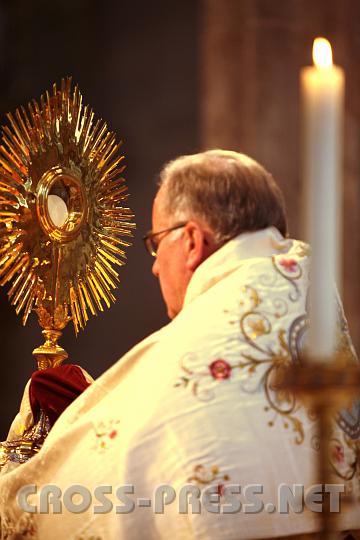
left=313, top=38, right=333, bottom=68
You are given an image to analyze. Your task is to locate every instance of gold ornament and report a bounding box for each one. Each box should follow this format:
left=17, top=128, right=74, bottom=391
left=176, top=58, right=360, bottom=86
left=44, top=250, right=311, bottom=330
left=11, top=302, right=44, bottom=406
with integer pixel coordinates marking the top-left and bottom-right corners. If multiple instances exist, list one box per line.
left=0, top=78, right=135, bottom=468
left=0, top=77, right=135, bottom=368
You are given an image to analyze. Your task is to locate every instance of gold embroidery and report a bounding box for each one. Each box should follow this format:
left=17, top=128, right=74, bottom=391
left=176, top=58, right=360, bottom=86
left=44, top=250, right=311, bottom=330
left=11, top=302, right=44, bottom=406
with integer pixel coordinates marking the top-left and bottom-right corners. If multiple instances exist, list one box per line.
left=295, top=242, right=311, bottom=258
left=75, top=536, right=102, bottom=540
left=92, top=419, right=120, bottom=453
left=246, top=316, right=268, bottom=339
left=239, top=326, right=305, bottom=444
left=176, top=252, right=359, bottom=469
left=187, top=464, right=231, bottom=498
left=187, top=464, right=230, bottom=485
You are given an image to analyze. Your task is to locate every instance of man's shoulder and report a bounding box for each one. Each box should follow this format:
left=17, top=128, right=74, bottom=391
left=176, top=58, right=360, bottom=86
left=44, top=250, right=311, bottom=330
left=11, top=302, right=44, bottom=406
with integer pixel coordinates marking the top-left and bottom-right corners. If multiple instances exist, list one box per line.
left=161, top=240, right=310, bottom=358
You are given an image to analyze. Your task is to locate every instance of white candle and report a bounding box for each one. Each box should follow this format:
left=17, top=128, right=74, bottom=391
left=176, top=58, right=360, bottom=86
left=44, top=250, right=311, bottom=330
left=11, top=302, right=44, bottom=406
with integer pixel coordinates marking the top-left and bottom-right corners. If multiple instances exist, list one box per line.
left=301, top=38, right=344, bottom=361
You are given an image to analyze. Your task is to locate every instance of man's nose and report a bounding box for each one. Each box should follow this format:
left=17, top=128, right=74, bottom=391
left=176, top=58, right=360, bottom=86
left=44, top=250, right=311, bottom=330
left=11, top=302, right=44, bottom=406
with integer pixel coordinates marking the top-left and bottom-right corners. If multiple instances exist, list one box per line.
left=152, top=257, right=159, bottom=277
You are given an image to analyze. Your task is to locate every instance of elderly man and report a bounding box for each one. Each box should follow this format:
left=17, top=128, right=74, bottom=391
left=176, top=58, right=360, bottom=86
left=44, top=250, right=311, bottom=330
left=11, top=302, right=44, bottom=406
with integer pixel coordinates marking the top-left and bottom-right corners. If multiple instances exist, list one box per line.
left=0, top=150, right=359, bottom=539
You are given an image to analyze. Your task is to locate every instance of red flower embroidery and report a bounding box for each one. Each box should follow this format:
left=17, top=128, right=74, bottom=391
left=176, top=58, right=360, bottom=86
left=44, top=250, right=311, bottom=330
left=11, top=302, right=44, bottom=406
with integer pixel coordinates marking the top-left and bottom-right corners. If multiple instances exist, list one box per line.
left=279, top=258, right=297, bottom=272
left=109, top=430, right=118, bottom=439
left=209, top=359, right=232, bottom=380
left=331, top=443, right=344, bottom=463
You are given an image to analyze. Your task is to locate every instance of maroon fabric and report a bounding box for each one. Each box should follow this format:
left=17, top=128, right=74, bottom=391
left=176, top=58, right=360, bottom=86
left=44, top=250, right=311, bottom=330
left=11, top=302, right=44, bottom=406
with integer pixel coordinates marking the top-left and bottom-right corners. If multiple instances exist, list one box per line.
left=29, top=365, right=91, bottom=426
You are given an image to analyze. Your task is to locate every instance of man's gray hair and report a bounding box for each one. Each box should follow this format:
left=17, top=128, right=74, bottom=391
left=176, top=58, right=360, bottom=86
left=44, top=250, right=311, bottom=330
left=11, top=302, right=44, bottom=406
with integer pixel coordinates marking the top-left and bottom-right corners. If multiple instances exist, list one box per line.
left=158, top=149, right=288, bottom=243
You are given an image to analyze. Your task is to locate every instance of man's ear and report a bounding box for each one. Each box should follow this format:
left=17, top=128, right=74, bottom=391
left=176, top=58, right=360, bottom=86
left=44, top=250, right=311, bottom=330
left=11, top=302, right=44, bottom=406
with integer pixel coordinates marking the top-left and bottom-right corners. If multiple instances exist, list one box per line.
left=183, top=221, right=216, bottom=272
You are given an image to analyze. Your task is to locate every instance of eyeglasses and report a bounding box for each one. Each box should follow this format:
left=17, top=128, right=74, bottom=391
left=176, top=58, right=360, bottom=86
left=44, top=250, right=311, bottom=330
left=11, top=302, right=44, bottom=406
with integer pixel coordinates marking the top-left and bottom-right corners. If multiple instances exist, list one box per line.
left=143, top=222, right=188, bottom=257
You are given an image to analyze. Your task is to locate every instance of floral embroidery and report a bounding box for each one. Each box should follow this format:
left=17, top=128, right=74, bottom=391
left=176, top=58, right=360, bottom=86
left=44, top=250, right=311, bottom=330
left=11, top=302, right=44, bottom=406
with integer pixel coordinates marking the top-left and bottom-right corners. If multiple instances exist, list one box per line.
left=230, top=279, right=306, bottom=444
left=175, top=353, right=235, bottom=401
left=279, top=258, right=298, bottom=273
left=261, top=254, right=303, bottom=302
left=294, top=242, right=310, bottom=258
left=330, top=436, right=359, bottom=482
left=331, top=441, right=345, bottom=464
left=310, top=434, right=360, bottom=497
left=175, top=332, right=304, bottom=443
left=246, top=317, right=268, bottom=338
left=240, top=327, right=305, bottom=444
left=176, top=251, right=360, bottom=493
left=237, top=285, right=261, bottom=309
left=176, top=280, right=306, bottom=443
left=243, top=312, right=271, bottom=340
left=187, top=464, right=230, bottom=499
left=93, top=419, right=120, bottom=453
left=209, top=359, right=232, bottom=380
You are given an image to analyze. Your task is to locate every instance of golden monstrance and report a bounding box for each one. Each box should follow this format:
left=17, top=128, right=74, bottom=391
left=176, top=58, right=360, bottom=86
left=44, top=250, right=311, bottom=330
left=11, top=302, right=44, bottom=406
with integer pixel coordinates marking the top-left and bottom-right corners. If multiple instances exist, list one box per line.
left=0, top=78, right=134, bottom=467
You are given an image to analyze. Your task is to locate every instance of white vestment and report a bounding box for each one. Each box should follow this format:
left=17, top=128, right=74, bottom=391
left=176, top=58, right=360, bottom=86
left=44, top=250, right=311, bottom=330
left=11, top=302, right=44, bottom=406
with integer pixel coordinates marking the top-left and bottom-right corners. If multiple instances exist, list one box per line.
left=0, top=227, right=359, bottom=539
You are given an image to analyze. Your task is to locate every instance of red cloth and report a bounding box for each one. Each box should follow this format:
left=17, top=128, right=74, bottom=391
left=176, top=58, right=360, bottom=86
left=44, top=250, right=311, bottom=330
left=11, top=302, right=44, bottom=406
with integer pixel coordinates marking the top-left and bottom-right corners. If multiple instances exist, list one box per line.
left=29, top=365, right=91, bottom=426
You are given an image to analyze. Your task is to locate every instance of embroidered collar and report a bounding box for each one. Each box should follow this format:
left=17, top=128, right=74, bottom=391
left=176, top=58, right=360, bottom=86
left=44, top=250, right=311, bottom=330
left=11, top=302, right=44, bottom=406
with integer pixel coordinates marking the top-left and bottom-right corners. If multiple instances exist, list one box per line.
left=183, top=227, right=293, bottom=308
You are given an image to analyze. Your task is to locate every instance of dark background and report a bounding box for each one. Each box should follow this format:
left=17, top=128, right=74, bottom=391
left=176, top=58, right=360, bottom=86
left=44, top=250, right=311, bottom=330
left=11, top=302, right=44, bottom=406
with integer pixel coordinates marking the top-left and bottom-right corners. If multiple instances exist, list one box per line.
left=1, top=0, right=360, bottom=440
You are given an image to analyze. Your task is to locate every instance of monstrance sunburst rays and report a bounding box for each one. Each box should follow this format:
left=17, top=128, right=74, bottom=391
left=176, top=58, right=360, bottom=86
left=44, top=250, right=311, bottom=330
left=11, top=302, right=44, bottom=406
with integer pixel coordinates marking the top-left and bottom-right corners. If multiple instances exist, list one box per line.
left=0, top=77, right=135, bottom=340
